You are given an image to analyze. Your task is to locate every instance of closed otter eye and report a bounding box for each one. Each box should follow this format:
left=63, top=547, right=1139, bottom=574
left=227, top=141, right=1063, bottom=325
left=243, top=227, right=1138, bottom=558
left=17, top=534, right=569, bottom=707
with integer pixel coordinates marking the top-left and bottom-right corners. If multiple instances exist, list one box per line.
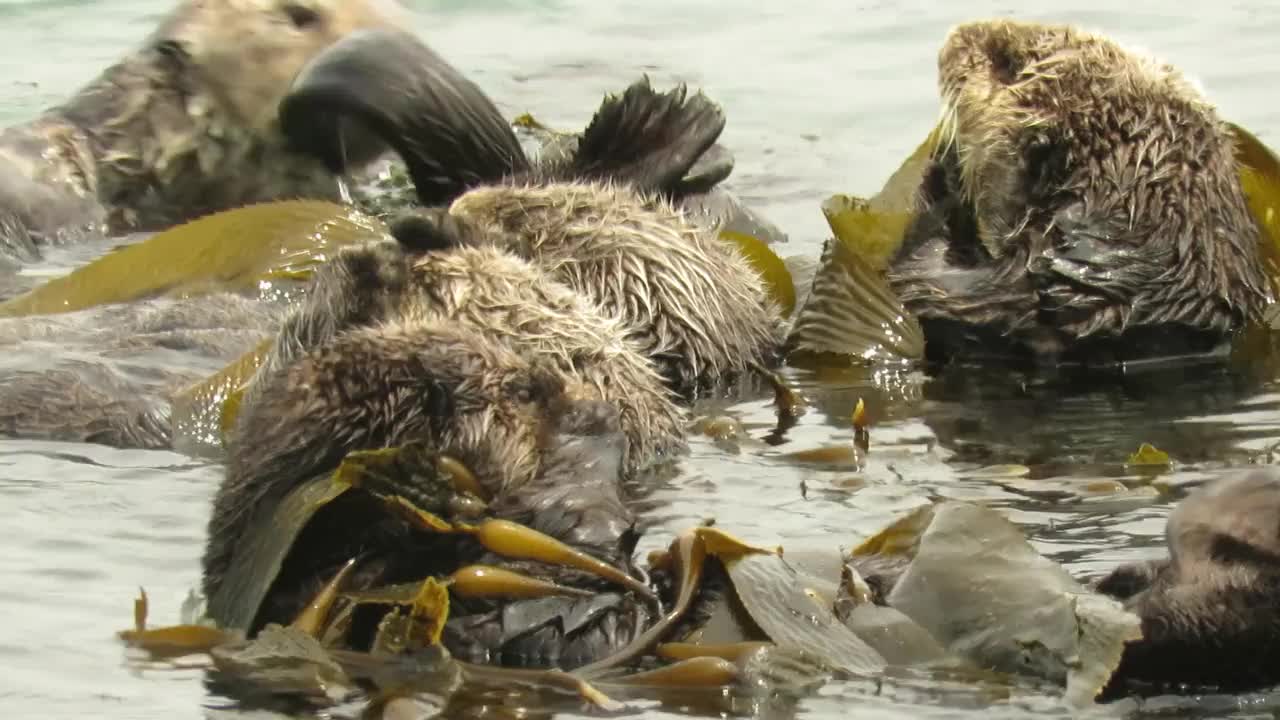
left=281, top=2, right=322, bottom=29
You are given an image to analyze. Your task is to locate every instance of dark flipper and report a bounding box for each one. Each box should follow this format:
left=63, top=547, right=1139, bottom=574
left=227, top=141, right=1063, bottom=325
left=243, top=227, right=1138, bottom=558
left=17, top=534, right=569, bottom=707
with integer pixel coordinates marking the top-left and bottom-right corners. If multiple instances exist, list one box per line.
left=279, top=28, right=530, bottom=206
left=563, top=77, right=727, bottom=198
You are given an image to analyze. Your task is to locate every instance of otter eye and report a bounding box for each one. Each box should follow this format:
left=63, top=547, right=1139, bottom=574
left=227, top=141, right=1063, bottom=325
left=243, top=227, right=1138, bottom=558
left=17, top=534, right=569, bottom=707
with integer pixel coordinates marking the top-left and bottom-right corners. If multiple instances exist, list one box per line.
left=282, top=3, right=321, bottom=29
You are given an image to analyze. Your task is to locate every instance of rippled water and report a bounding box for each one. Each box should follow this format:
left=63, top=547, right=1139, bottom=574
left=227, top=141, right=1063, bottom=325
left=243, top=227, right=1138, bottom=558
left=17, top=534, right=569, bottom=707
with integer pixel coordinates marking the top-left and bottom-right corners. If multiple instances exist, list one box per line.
left=4, top=0, right=1280, bottom=718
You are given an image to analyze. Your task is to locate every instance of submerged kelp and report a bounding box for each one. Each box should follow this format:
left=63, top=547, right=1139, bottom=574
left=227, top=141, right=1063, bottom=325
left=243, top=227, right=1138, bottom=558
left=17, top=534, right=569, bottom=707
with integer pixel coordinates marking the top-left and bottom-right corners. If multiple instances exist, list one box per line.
left=0, top=201, right=389, bottom=318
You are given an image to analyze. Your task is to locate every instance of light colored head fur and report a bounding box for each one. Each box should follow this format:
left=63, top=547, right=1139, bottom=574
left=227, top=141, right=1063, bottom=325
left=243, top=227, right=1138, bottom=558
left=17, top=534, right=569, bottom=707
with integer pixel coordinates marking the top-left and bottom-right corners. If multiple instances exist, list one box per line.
left=448, top=180, right=788, bottom=394
left=12, top=0, right=408, bottom=233
left=403, top=245, right=687, bottom=470
left=151, top=0, right=407, bottom=136
left=902, top=18, right=1270, bottom=345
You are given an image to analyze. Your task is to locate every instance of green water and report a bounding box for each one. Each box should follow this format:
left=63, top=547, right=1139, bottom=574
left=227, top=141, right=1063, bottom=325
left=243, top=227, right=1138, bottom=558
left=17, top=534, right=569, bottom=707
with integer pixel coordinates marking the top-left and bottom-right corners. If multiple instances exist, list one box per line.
left=3, top=1, right=1280, bottom=718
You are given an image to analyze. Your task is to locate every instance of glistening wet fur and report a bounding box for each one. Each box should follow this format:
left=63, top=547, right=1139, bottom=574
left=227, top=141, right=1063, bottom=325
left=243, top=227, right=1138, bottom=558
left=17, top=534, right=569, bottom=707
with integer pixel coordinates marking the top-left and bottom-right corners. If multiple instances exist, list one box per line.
left=888, top=19, right=1271, bottom=366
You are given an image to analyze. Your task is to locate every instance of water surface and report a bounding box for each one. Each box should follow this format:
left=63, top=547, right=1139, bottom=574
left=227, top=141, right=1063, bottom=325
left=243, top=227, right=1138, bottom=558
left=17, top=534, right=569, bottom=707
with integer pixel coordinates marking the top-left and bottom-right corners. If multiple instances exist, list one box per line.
left=3, top=1, right=1280, bottom=718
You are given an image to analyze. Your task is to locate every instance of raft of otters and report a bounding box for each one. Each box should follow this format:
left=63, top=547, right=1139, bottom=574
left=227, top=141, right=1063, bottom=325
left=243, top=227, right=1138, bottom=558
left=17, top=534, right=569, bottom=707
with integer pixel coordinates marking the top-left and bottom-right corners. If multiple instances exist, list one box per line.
left=7, top=9, right=1273, bottom=715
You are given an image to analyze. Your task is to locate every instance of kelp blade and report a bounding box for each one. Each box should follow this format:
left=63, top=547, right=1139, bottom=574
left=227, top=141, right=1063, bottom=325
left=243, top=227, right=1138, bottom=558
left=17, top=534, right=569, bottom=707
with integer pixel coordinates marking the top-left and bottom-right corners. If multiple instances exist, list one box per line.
left=786, top=237, right=924, bottom=365
left=820, top=124, right=940, bottom=271
left=207, top=473, right=352, bottom=632
left=0, top=201, right=389, bottom=318
left=720, top=230, right=796, bottom=316
left=821, top=195, right=913, bottom=273
left=874, top=502, right=1141, bottom=705
left=1228, top=122, right=1280, bottom=298
left=723, top=552, right=886, bottom=675
left=170, top=339, right=273, bottom=453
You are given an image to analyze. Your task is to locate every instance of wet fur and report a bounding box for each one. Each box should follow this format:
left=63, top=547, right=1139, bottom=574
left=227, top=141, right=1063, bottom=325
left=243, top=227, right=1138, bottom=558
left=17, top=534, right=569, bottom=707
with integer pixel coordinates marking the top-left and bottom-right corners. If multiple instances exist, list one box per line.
left=889, top=19, right=1271, bottom=364
left=1095, top=468, right=1280, bottom=696
left=0, top=0, right=402, bottom=253
left=0, top=293, right=280, bottom=449
left=203, top=238, right=679, bottom=662
left=447, top=181, right=787, bottom=395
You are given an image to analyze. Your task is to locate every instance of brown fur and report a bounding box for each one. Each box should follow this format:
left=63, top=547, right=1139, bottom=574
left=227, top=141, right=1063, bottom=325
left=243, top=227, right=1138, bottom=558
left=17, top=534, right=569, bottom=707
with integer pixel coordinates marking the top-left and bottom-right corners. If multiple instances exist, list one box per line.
left=0, top=0, right=404, bottom=252
left=1095, top=468, right=1280, bottom=696
left=202, top=237, right=680, bottom=659
left=242, top=238, right=687, bottom=472
left=889, top=19, right=1271, bottom=364
left=0, top=293, right=280, bottom=449
left=447, top=181, right=788, bottom=395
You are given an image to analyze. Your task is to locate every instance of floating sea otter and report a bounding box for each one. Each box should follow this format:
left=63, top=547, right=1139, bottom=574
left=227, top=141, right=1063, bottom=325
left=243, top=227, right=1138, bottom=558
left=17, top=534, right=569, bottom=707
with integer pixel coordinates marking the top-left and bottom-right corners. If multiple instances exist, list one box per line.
left=1095, top=467, right=1280, bottom=697
left=857, top=19, right=1273, bottom=366
left=201, top=44, right=785, bottom=667
left=0, top=0, right=404, bottom=263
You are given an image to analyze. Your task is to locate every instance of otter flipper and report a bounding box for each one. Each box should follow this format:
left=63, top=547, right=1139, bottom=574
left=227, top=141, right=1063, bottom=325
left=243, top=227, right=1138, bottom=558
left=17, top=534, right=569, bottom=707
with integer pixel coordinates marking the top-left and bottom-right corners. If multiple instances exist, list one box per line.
left=567, top=77, right=726, bottom=198
left=279, top=28, right=530, bottom=206
left=786, top=237, right=925, bottom=365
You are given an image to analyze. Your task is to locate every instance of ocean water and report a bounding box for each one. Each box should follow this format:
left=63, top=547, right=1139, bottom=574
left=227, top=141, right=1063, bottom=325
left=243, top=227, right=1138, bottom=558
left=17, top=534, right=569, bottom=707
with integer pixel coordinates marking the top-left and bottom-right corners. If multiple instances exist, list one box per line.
left=3, top=0, right=1280, bottom=718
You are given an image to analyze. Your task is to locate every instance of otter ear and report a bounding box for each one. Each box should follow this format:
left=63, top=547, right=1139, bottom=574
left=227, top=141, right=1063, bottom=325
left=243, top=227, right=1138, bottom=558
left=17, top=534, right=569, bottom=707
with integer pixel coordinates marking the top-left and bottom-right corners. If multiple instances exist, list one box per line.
left=567, top=76, right=727, bottom=198
left=279, top=28, right=531, bottom=205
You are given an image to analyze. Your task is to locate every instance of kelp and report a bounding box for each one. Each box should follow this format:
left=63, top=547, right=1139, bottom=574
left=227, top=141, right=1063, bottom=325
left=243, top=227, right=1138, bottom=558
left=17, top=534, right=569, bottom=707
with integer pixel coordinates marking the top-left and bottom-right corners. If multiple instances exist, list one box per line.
left=0, top=201, right=389, bottom=318
left=720, top=230, right=796, bottom=316
left=849, top=502, right=1141, bottom=706
left=169, top=338, right=272, bottom=453
left=786, top=129, right=938, bottom=366
left=821, top=125, right=941, bottom=270
left=1229, top=123, right=1280, bottom=299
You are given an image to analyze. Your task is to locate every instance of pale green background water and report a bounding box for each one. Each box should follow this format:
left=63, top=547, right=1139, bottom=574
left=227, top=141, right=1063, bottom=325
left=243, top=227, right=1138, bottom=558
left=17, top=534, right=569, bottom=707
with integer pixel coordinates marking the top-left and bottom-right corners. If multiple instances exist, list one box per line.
left=3, top=1, right=1280, bottom=718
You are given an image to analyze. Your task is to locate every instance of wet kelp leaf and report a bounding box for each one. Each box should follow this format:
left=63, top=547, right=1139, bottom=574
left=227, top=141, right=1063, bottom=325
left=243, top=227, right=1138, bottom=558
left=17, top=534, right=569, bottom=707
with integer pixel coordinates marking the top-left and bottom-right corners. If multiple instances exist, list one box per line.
left=0, top=201, right=389, bottom=318
left=787, top=127, right=939, bottom=366
left=119, top=587, right=237, bottom=660
left=857, top=502, right=1141, bottom=705
left=1228, top=122, right=1280, bottom=296
left=722, top=552, right=887, bottom=676
left=785, top=236, right=925, bottom=365
left=169, top=338, right=272, bottom=452
left=1126, top=443, right=1171, bottom=468
left=720, top=230, right=796, bottom=316
left=210, top=623, right=355, bottom=704
left=821, top=194, right=913, bottom=273
left=208, top=473, right=352, bottom=632
left=820, top=125, right=940, bottom=270
left=371, top=578, right=451, bottom=654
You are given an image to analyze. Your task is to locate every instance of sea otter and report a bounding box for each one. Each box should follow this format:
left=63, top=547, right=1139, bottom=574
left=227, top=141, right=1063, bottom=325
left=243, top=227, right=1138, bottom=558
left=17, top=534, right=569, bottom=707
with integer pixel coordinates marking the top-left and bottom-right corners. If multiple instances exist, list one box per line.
left=886, top=19, right=1272, bottom=366
left=0, top=0, right=404, bottom=261
left=204, top=238, right=681, bottom=666
left=203, top=56, right=791, bottom=666
left=279, top=28, right=788, bottom=394
left=1094, top=467, right=1280, bottom=697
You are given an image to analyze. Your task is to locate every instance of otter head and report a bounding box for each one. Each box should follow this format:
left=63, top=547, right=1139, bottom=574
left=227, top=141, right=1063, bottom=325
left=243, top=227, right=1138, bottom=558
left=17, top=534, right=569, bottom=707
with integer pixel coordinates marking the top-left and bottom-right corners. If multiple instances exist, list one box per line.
left=1167, top=468, right=1280, bottom=573
left=152, top=0, right=407, bottom=137
left=912, top=19, right=1270, bottom=348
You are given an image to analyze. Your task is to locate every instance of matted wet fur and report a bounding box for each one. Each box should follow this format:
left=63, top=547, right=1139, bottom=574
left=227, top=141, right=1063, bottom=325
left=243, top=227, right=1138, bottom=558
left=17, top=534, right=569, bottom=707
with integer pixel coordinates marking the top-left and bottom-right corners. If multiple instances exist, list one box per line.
left=240, top=237, right=687, bottom=472
left=0, top=0, right=403, bottom=257
left=203, top=235, right=688, bottom=663
left=444, top=181, right=787, bottom=395
left=1094, top=468, right=1280, bottom=697
left=0, top=293, right=280, bottom=449
left=888, top=19, right=1271, bottom=365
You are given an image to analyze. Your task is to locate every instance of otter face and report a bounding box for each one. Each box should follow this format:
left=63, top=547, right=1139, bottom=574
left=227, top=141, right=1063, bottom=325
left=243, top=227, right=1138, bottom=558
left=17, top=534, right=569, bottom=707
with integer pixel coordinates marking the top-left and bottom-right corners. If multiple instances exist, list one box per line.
left=153, top=0, right=407, bottom=135
left=1166, top=469, right=1280, bottom=572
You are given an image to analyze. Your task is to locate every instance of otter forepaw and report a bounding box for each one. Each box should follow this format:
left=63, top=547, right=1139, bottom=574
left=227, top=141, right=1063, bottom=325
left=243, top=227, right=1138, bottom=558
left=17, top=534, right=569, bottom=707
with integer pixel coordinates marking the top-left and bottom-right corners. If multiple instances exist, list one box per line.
left=1094, top=559, right=1167, bottom=600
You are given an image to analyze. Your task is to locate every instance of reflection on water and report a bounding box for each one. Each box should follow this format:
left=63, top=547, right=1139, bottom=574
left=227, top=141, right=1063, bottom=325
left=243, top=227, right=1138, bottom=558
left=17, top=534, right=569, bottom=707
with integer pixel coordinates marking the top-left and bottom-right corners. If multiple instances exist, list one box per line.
left=2, top=0, right=1280, bottom=718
